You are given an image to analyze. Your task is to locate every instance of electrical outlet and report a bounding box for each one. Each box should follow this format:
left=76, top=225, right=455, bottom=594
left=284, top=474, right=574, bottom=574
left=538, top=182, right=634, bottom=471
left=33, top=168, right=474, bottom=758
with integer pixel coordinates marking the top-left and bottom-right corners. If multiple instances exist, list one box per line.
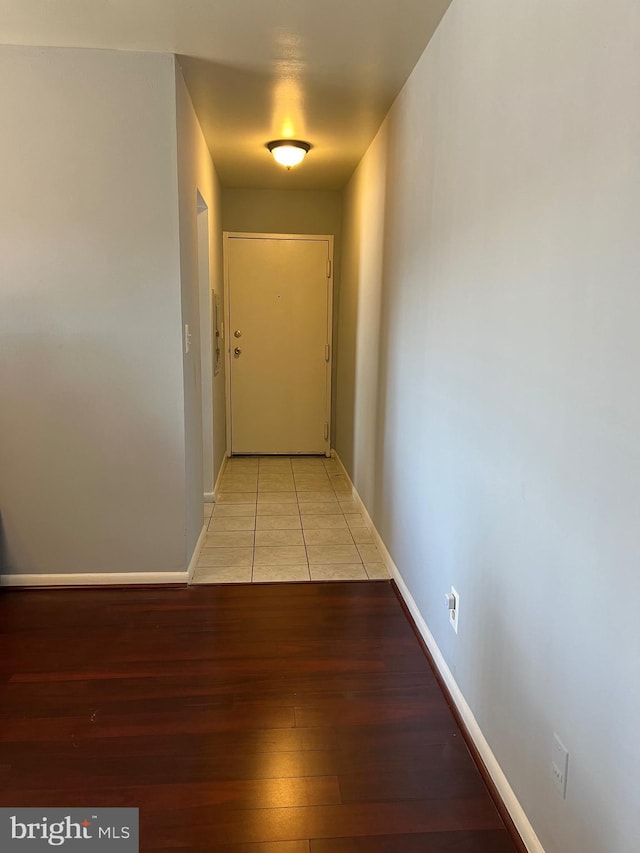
left=449, top=586, right=459, bottom=634
left=551, top=733, right=569, bottom=798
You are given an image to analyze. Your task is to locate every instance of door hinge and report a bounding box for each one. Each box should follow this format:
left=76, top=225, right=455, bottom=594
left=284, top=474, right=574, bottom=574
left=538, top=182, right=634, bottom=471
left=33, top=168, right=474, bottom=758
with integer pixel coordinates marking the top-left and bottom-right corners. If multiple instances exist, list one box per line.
left=327, top=259, right=332, bottom=278
left=325, top=344, right=331, bottom=362
left=324, top=423, right=329, bottom=441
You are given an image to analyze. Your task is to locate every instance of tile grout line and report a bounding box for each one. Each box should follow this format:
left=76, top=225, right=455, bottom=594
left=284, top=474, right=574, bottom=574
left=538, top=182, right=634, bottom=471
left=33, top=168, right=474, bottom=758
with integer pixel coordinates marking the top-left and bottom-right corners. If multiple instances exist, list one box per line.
left=301, top=458, right=334, bottom=581
left=326, top=456, right=367, bottom=579
left=292, top=456, right=310, bottom=583
left=252, top=458, right=262, bottom=582
left=292, top=460, right=310, bottom=581
left=330, top=457, right=363, bottom=571
left=208, top=456, right=259, bottom=583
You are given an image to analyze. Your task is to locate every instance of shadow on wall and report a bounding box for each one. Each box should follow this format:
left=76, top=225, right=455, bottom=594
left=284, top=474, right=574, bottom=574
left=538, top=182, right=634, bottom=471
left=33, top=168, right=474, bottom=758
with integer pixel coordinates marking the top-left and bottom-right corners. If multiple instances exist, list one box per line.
left=371, top=103, right=440, bottom=538
left=337, top=120, right=393, bottom=520
left=372, top=122, right=396, bottom=526
left=0, top=335, right=186, bottom=576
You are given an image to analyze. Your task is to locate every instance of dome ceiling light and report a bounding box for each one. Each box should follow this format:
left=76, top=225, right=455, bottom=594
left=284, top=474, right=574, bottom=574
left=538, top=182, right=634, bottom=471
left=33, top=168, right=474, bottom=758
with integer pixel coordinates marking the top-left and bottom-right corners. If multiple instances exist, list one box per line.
left=266, top=139, right=312, bottom=169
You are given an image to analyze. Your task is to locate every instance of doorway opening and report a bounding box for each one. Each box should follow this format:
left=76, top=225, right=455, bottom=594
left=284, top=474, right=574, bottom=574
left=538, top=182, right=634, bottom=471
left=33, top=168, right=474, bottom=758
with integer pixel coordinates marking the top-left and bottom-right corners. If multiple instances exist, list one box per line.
left=197, top=192, right=214, bottom=496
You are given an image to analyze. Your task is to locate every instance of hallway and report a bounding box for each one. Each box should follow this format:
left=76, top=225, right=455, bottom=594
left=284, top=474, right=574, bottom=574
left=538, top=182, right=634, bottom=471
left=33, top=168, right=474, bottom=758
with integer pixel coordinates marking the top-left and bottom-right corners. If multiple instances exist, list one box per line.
left=194, top=456, right=389, bottom=584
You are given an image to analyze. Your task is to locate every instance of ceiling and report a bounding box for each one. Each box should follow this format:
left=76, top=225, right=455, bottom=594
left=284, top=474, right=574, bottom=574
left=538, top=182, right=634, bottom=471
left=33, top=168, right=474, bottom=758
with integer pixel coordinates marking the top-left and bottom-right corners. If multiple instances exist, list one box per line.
left=0, top=0, right=452, bottom=190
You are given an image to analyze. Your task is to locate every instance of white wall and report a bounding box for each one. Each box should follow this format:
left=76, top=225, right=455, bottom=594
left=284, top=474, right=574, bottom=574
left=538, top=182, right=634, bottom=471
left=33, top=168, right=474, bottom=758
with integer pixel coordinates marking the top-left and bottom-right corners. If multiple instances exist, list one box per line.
left=0, top=46, right=187, bottom=576
left=337, top=2, right=640, bottom=851
left=175, top=65, right=225, bottom=553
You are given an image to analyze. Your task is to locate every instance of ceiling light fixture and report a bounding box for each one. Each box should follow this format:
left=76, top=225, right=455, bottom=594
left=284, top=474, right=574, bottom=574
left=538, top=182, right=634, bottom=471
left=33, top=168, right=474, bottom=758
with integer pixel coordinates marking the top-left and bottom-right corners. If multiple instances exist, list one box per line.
left=266, top=139, right=312, bottom=169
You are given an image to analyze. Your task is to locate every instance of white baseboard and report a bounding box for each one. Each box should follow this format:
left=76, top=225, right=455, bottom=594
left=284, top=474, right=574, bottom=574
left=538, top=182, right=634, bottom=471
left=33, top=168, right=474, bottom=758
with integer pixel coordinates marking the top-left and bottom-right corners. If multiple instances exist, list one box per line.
left=211, top=453, right=228, bottom=502
left=204, top=455, right=228, bottom=503
left=0, top=571, right=189, bottom=587
left=187, top=523, right=208, bottom=584
left=1, top=522, right=210, bottom=589
left=332, top=450, right=544, bottom=853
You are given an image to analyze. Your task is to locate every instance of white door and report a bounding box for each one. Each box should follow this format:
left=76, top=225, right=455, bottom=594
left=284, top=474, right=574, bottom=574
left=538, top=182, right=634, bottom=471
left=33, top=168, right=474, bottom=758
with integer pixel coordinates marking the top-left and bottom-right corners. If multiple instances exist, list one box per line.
left=224, top=233, right=333, bottom=455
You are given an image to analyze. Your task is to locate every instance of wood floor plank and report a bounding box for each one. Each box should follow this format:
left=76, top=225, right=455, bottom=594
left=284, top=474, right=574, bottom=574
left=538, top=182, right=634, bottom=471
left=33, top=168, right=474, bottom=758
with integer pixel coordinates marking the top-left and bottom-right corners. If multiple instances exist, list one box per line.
left=0, top=670, right=438, bottom=710
left=310, top=831, right=519, bottom=852
left=145, top=843, right=310, bottom=853
left=135, top=797, right=504, bottom=845
left=6, top=777, right=342, bottom=810
left=0, top=582, right=520, bottom=852
left=5, top=749, right=339, bottom=788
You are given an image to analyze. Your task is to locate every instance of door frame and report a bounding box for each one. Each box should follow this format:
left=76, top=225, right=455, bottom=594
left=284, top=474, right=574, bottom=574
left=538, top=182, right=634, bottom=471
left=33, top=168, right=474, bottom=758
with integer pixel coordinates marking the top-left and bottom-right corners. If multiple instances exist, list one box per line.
left=222, top=231, right=334, bottom=457
left=196, top=193, right=214, bottom=497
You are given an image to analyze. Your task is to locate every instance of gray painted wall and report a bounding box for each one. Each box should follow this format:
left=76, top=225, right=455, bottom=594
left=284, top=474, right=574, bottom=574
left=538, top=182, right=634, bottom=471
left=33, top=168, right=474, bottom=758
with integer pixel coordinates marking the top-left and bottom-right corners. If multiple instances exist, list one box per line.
left=222, top=188, right=342, bottom=239
left=336, top=2, right=640, bottom=851
left=175, top=65, right=225, bottom=556
left=0, top=46, right=186, bottom=575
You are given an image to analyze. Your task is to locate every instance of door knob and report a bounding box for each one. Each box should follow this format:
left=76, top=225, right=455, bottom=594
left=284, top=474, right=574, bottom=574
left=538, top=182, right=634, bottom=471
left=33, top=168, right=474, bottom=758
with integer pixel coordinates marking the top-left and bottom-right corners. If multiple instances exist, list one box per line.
left=234, top=347, right=242, bottom=357
left=234, top=329, right=242, bottom=338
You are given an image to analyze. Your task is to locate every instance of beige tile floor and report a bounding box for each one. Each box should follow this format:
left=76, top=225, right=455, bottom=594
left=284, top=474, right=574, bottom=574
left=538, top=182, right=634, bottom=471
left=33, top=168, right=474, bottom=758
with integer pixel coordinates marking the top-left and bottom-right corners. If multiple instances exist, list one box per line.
left=192, top=456, right=390, bottom=584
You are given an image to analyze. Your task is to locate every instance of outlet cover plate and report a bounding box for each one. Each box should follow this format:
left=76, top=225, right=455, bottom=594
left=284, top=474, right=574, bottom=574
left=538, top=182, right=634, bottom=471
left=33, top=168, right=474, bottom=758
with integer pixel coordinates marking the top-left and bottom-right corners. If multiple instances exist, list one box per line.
left=449, top=586, right=459, bottom=634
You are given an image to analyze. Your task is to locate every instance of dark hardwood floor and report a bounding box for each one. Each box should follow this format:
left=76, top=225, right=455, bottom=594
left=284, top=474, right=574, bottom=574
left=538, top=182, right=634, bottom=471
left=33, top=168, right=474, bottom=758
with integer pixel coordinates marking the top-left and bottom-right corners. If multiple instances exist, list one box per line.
left=0, top=581, right=519, bottom=852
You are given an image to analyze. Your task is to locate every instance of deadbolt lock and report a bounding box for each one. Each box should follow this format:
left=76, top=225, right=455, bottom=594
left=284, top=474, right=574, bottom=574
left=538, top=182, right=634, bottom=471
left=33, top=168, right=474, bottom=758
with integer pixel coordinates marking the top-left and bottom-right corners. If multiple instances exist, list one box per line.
left=234, top=347, right=242, bottom=357
left=234, top=330, right=242, bottom=338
